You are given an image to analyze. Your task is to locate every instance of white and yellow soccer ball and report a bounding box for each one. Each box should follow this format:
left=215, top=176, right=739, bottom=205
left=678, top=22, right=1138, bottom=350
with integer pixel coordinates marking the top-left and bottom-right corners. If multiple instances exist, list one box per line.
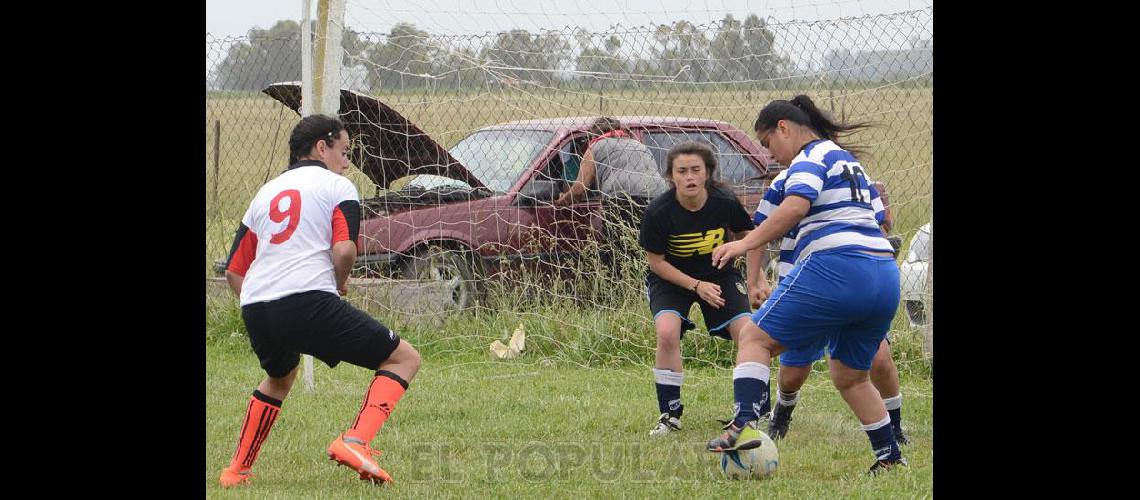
left=720, top=426, right=779, bottom=480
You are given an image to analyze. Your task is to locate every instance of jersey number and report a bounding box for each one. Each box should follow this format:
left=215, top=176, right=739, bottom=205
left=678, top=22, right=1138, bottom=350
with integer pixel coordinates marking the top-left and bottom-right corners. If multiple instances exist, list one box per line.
left=269, top=190, right=301, bottom=244
left=840, top=165, right=867, bottom=202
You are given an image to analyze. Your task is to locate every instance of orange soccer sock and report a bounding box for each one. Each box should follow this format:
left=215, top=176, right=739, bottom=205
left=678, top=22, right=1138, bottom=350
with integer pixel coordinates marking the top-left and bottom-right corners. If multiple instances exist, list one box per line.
left=344, top=370, right=408, bottom=443
left=227, top=390, right=282, bottom=471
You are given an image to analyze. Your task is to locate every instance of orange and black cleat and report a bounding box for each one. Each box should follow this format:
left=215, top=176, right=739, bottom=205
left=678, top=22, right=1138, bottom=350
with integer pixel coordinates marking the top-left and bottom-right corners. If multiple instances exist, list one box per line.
left=218, top=466, right=253, bottom=488
left=327, top=433, right=394, bottom=484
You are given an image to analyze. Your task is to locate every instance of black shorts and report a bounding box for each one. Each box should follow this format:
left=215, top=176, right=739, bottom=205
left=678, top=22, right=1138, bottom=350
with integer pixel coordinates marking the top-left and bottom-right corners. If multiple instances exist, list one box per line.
left=241, top=290, right=402, bottom=378
left=646, top=271, right=752, bottom=340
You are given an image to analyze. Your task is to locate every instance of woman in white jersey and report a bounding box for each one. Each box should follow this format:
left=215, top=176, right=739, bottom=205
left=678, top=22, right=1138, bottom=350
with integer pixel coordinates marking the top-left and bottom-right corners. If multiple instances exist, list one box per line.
left=218, top=114, right=420, bottom=487
left=710, top=95, right=906, bottom=474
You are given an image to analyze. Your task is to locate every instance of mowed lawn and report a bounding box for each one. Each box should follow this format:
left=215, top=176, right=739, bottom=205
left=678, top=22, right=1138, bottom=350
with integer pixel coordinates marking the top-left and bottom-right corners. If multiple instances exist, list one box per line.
left=206, top=338, right=933, bottom=498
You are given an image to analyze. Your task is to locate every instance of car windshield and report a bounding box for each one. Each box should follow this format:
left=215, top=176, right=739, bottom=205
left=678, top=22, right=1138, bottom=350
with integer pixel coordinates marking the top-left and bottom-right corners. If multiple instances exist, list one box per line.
left=447, top=129, right=554, bottom=193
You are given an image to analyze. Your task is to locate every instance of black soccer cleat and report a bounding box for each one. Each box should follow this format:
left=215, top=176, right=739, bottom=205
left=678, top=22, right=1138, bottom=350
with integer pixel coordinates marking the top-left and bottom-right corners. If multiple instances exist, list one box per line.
left=893, top=426, right=910, bottom=446
left=706, top=420, right=763, bottom=452
left=767, top=402, right=796, bottom=441
left=648, top=413, right=681, bottom=437
left=868, top=457, right=908, bottom=475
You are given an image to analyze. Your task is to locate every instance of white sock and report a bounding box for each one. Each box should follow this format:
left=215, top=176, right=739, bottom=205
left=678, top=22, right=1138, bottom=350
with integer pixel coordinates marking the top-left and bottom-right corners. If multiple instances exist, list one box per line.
left=652, top=368, right=684, bottom=386
left=777, top=388, right=800, bottom=406
left=859, top=415, right=891, bottom=431
left=883, top=394, right=902, bottom=411
left=732, top=362, right=770, bottom=382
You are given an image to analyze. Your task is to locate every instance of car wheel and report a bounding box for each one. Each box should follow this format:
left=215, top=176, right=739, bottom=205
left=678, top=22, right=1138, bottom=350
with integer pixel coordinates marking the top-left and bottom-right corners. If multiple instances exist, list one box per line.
left=904, top=300, right=926, bottom=328
left=402, top=244, right=480, bottom=310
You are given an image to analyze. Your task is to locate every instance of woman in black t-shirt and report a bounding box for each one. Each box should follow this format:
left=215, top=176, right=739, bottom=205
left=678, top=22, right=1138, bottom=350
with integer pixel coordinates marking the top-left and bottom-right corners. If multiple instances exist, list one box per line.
left=638, top=141, right=772, bottom=446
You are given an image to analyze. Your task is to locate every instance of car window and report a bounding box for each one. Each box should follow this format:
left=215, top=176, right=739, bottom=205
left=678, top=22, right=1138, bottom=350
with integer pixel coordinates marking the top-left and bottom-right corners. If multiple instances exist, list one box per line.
left=557, top=135, right=587, bottom=183
left=447, top=129, right=555, bottom=193
left=710, top=136, right=755, bottom=188
left=642, top=130, right=755, bottom=188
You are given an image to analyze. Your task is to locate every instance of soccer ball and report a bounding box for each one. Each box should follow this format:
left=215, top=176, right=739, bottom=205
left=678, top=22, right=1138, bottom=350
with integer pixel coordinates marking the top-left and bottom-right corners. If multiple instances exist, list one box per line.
left=720, top=426, right=779, bottom=480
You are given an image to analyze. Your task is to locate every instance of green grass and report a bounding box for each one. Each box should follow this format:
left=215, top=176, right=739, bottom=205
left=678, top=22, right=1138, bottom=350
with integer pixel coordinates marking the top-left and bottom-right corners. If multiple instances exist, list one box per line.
left=208, top=278, right=933, bottom=380
left=206, top=315, right=932, bottom=497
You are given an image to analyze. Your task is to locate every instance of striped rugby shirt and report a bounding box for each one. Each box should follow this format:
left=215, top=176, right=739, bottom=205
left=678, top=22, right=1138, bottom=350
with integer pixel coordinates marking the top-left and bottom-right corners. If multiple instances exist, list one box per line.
left=753, top=140, right=889, bottom=278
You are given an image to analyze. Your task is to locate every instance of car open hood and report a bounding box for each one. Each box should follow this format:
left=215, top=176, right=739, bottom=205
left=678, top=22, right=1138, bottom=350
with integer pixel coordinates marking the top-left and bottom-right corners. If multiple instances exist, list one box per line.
left=262, top=82, right=484, bottom=190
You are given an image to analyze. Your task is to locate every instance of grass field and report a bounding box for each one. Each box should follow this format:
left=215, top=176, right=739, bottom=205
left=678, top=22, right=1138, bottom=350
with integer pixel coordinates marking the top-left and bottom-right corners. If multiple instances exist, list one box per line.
left=206, top=277, right=933, bottom=379
left=206, top=334, right=933, bottom=498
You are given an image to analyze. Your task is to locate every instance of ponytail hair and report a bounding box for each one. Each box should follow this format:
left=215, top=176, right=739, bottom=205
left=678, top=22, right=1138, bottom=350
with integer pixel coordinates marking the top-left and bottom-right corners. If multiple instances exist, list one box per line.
left=753, top=95, right=871, bottom=156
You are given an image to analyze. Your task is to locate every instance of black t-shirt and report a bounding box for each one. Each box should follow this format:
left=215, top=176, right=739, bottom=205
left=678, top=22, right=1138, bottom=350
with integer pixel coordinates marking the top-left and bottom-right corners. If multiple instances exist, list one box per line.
left=639, top=186, right=755, bottom=284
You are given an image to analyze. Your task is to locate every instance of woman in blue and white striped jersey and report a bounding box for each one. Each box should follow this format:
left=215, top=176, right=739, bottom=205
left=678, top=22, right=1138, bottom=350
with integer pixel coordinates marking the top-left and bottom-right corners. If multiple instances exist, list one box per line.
left=710, top=95, right=906, bottom=474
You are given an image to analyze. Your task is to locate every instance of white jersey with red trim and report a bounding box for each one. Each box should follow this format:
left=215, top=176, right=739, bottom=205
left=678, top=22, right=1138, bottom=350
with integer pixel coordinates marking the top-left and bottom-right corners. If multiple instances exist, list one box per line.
left=235, top=164, right=359, bottom=306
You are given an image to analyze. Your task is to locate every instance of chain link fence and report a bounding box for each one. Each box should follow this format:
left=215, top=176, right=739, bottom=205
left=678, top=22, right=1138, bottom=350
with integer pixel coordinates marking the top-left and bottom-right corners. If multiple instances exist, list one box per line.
left=206, top=7, right=932, bottom=362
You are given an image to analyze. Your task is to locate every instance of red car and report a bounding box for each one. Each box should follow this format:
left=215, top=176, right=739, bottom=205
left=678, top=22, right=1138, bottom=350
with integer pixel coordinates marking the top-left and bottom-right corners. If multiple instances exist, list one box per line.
left=259, top=83, right=783, bottom=307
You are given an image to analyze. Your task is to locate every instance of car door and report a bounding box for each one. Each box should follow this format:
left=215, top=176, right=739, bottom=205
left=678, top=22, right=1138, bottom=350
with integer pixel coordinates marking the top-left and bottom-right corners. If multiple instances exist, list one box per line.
left=523, top=133, right=605, bottom=269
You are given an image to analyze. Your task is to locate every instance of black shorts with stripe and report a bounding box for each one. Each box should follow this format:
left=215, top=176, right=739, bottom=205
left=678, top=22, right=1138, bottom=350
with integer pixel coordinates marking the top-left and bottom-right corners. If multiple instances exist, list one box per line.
left=646, top=270, right=752, bottom=341
left=241, top=290, right=401, bottom=378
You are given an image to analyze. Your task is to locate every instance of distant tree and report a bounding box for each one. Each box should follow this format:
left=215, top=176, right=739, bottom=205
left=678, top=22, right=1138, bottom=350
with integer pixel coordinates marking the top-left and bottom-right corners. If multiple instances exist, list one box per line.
left=575, top=30, right=626, bottom=89
left=652, top=21, right=711, bottom=82
left=434, top=45, right=483, bottom=89
left=364, top=23, right=440, bottom=90
left=740, top=14, right=791, bottom=81
left=479, top=29, right=571, bottom=86
left=214, top=21, right=301, bottom=91
left=710, top=14, right=746, bottom=81
left=214, top=20, right=375, bottom=92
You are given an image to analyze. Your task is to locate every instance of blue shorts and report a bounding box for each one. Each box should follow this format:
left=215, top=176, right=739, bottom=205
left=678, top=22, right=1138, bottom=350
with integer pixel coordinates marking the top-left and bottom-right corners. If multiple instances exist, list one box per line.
left=753, top=250, right=899, bottom=371
left=778, top=332, right=894, bottom=367
left=779, top=341, right=828, bottom=368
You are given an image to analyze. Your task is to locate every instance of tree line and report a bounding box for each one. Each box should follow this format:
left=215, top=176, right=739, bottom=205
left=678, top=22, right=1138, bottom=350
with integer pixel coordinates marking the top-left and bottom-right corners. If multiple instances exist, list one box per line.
left=208, top=15, right=792, bottom=92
